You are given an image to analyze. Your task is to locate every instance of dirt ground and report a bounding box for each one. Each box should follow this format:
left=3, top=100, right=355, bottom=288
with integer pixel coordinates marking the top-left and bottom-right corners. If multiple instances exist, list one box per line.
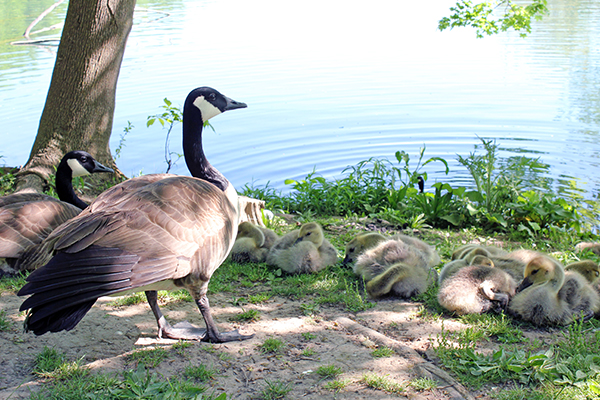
left=0, top=283, right=564, bottom=400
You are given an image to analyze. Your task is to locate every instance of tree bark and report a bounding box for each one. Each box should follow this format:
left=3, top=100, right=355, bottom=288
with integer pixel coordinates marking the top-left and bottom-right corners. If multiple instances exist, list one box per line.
left=16, top=0, right=136, bottom=192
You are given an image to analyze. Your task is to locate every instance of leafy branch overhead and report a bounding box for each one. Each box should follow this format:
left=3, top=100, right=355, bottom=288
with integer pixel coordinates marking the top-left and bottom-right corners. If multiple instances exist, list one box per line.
left=439, top=0, right=549, bottom=38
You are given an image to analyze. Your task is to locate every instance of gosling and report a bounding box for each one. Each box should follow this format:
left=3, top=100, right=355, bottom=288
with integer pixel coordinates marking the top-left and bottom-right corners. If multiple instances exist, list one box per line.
left=229, top=221, right=278, bottom=264
left=508, top=256, right=588, bottom=326
left=266, top=222, right=338, bottom=274
left=438, top=256, right=517, bottom=315
left=354, top=239, right=437, bottom=298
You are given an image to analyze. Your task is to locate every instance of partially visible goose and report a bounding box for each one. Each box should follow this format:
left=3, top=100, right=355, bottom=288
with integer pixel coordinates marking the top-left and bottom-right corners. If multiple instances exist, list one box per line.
left=266, top=222, right=338, bottom=274
left=342, top=232, right=387, bottom=266
left=0, top=151, right=113, bottom=275
left=229, top=221, right=278, bottom=264
left=18, top=87, right=251, bottom=343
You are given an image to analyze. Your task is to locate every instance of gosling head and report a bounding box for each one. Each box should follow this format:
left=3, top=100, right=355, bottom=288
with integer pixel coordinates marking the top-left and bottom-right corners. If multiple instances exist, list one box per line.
left=61, top=151, right=114, bottom=178
left=469, top=255, right=494, bottom=268
left=342, top=232, right=387, bottom=266
left=294, top=222, right=324, bottom=247
left=236, top=222, right=265, bottom=247
left=518, top=256, right=564, bottom=292
left=565, top=260, right=600, bottom=285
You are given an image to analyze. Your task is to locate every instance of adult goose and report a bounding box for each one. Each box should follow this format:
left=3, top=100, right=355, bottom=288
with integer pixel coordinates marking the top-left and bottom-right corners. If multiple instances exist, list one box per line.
left=0, top=151, right=113, bottom=275
left=18, top=87, right=251, bottom=343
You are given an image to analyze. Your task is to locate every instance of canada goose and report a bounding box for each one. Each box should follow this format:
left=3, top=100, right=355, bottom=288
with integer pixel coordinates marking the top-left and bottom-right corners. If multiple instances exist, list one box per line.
left=354, top=239, right=438, bottom=298
left=18, top=87, right=252, bottom=343
left=229, top=221, right=278, bottom=264
left=508, top=256, right=576, bottom=326
left=451, top=244, right=508, bottom=260
left=266, top=222, right=338, bottom=274
left=438, top=255, right=516, bottom=315
left=0, top=151, right=113, bottom=275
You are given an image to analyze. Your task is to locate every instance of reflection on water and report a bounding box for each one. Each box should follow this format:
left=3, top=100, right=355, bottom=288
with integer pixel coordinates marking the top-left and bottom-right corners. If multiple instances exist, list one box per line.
left=0, top=0, right=599, bottom=204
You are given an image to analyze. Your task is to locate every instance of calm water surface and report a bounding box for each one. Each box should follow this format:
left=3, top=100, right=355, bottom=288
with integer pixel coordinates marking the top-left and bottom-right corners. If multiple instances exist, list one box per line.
left=0, top=0, right=599, bottom=200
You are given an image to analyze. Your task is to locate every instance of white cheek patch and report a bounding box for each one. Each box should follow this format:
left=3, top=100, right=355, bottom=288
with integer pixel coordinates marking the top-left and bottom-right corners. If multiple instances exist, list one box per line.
left=193, top=95, right=222, bottom=123
left=67, top=159, right=91, bottom=177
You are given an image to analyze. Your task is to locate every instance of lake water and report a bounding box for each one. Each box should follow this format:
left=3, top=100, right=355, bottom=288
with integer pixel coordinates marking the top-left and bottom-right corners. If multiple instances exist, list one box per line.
left=1, top=0, right=599, bottom=201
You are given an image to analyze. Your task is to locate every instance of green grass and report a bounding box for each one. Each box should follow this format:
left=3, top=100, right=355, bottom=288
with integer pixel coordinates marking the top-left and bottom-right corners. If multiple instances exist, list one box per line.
left=0, top=310, right=11, bottom=331
left=172, top=340, right=193, bottom=357
left=316, top=364, right=343, bottom=379
left=0, top=272, right=28, bottom=293
left=128, top=347, right=169, bottom=368
left=260, top=379, right=293, bottom=400
left=362, top=372, right=404, bottom=395
left=231, top=308, right=260, bottom=322
left=301, top=347, right=316, bottom=357
left=371, top=346, right=395, bottom=358
left=408, top=377, right=438, bottom=391
left=258, top=338, right=285, bottom=354
left=184, top=364, right=219, bottom=382
left=324, top=378, right=351, bottom=392
left=33, top=347, right=87, bottom=380
left=248, top=293, right=271, bottom=303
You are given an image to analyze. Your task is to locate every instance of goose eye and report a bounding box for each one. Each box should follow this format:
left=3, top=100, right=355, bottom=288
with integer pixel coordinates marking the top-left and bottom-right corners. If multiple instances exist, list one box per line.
left=80, top=156, right=88, bottom=162
left=209, top=93, right=216, bottom=101
left=349, top=247, right=355, bottom=253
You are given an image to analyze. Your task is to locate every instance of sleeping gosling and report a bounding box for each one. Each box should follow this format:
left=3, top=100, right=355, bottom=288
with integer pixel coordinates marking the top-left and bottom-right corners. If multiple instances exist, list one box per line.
left=451, top=244, right=508, bottom=260
left=354, top=239, right=437, bottom=298
left=229, top=221, right=279, bottom=264
left=437, top=256, right=517, bottom=315
left=266, top=222, right=338, bottom=274
left=342, top=232, right=388, bottom=266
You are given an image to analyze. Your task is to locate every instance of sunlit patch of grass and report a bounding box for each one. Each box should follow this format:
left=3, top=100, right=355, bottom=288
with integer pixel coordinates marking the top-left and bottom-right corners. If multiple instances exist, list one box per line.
left=301, top=347, right=316, bottom=357
left=362, top=372, right=404, bottom=394
left=110, top=292, right=146, bottom=307
left=324, top=378, right=351, bottom=392
left=371, top=346, right=395, bottom=358
left=408, top=377, right=438, bottom=391
left=231, top=308, right=260, bottom=322
left=33, top=347, right=88, bottom=380
left=248, top=293, right=271, bottom=304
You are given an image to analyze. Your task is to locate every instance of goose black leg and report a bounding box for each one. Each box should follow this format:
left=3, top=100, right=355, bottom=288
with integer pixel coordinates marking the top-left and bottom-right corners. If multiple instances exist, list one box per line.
left=145, top=290, right=253, bottom=342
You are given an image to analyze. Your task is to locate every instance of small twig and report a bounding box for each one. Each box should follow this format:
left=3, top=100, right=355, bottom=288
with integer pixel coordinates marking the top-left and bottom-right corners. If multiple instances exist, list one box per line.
left=23, top=0, right=66, bottom=38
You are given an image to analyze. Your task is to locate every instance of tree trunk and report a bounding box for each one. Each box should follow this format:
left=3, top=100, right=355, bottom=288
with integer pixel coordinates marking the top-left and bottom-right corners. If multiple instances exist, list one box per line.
left=16, top=0, right=136, bottom=193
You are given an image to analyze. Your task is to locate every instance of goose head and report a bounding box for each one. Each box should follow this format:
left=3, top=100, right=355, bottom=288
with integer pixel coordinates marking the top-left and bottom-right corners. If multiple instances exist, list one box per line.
left=59, top=151, right=114, bottom=178
left=236, top=222, right=265, bottom=247
left=182, top=87, right=247, bottom=192
left=565, top=260, right=600, bottom=285
left=294, top=222, right=324, bottom=247
left=469, top=254, right=494, bottom=268
left=517, top=256, right=565, bottom=293
left=343, top=232, right=387, bottom=266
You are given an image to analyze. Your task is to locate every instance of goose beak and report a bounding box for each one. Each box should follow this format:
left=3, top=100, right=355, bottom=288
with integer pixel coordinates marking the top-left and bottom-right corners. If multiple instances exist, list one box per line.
left=223, top=96, right=247, bottom=111
left=92, top=160, right=114, bottom=174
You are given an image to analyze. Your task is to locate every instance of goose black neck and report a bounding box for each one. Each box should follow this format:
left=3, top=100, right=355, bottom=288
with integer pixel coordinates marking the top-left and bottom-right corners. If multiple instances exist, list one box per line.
left=182, top=103, right=228, bottom=192
left=55, top=162, right=88, bottom=210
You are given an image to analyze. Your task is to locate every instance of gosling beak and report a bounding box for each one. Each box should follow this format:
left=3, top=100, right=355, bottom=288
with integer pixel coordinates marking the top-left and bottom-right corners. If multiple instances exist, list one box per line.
left=516, top=277, right=533, bottom=293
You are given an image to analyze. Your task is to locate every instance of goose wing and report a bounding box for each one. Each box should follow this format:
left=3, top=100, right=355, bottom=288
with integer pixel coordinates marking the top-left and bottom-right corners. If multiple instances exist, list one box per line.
left=19, top=177, right=237, bottom=333
left=0, top=196, right=81, bottom=260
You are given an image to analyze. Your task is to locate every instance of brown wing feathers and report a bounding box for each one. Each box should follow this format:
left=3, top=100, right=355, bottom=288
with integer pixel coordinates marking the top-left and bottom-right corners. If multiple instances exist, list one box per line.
left=18, top=177, right=236, bottom=335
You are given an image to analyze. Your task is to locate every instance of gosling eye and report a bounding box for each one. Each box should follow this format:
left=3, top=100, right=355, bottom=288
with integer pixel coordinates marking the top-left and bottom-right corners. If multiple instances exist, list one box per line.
left=349, top=247, right=355, bottom=253
left=531, top=269, right=539, bottom=275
